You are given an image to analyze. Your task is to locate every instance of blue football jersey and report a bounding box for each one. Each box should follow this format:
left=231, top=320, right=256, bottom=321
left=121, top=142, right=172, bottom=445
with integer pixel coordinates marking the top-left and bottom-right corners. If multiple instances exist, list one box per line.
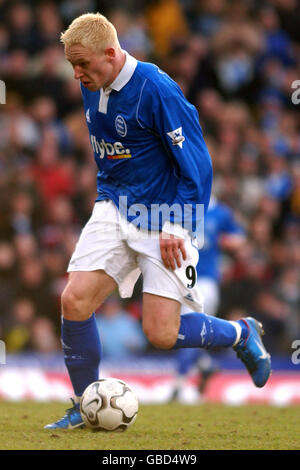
left=197, top=199, right=245, bottom=281
left=80, top=51, right=212, bottom=235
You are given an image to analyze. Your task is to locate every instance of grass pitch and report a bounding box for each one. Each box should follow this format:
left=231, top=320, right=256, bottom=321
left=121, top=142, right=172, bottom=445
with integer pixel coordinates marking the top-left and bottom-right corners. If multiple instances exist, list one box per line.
left=0, top=401, right=299, bottom=450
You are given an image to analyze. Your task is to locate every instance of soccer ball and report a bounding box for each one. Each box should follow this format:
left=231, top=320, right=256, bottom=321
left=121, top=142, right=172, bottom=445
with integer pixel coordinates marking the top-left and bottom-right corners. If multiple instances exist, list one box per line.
left=80, top=378, right=139, bottom=431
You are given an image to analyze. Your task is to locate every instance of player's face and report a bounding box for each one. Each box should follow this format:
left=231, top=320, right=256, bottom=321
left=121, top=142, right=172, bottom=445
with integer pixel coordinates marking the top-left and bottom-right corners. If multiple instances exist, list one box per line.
left=65, top=44, right=114, bottom=91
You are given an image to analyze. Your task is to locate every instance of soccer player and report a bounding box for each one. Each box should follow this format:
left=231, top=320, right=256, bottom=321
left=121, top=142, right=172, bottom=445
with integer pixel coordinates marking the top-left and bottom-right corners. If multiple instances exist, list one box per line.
left=171, top=196, right=246, bottom=402
left=45, top=13, right=271, bottom=429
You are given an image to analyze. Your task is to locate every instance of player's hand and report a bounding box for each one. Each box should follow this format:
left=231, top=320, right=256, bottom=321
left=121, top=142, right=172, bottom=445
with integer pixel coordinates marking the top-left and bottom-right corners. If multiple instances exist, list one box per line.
left=159, top=232, right=187, bottom=270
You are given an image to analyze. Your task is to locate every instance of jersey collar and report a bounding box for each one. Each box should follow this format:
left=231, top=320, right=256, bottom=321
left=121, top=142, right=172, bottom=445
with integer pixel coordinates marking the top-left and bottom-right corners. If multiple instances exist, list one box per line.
left=106, top=51, right=137, bottom=92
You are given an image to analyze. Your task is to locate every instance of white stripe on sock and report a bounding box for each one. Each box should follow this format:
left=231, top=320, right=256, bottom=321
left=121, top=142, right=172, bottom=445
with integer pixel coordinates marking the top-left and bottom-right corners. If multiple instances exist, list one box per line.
left=177, top=334, right=185, bottom=341
left=229, top=321, right=242, bottom=347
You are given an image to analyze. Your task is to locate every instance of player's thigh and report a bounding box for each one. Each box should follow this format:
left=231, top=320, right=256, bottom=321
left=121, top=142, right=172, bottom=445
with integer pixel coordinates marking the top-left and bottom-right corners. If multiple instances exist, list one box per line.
left=62, top=270, right=117, bottom=320
left=65, top=200, right=138, bottom=318
left=132, top=235, right=204, bottom=313
left=142, top=292, right=181, bottom=349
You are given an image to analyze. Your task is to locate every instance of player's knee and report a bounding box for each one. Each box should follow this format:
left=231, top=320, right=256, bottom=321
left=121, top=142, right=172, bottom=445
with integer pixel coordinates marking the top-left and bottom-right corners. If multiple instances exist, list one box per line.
left=61, top=287, right=90, bottom=321
left=61, top=288, right=78, bottom=316
left=143, top=294, right=180, bottom=350
left=143, top=324, right=177, bottom=350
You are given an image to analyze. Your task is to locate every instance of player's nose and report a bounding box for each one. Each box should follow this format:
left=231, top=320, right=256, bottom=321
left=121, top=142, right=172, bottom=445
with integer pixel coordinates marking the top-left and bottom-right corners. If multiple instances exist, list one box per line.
left=73, top=65, right=84, bottom=80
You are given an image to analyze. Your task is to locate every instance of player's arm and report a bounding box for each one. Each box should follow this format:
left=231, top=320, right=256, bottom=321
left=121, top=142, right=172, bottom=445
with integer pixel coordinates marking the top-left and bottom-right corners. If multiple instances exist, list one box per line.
left=136, top=75, right=212, bottom=270
left=155, top=84, right=212, bottom=269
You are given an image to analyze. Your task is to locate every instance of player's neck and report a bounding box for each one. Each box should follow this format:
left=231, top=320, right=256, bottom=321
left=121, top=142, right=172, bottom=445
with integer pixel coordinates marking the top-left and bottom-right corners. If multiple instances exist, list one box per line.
left=103, top=49, right=126, bottom=92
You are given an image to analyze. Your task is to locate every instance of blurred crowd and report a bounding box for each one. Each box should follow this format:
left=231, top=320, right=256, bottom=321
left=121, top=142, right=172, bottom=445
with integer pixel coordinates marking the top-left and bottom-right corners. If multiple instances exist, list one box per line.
left=0, top=0, right=299, bottom=357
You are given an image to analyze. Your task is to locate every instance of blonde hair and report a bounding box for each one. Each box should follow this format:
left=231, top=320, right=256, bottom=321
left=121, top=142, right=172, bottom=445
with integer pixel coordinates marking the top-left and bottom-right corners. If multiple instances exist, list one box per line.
left=60, top=13, right=120, bottom=52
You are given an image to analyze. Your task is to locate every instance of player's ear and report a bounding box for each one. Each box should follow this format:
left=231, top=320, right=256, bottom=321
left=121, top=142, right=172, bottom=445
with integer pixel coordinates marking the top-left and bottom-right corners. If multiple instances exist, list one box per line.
left=104, top=47, right=116, bottom=59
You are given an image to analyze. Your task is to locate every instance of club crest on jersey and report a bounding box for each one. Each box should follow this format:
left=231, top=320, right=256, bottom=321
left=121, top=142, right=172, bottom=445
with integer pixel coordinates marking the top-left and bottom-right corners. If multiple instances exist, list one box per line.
left=167, top=127, right=185, bottom=148
left=115, top=115, right=127, bottom=137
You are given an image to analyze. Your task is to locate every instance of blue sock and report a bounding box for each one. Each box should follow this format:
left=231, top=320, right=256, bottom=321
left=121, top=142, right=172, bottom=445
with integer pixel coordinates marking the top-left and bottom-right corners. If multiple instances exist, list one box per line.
left=174, top=312, right=247, bottom=349
left=175, top=348, right=200, bottom=375
left=62, top=313, right=101, bottom=397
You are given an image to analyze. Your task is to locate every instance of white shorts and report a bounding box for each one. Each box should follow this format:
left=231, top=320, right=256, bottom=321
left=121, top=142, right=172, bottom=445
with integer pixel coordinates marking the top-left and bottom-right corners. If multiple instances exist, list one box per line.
left=68, top=200, right=204, bottom=312
left=181, top=277, right=219, bottom=316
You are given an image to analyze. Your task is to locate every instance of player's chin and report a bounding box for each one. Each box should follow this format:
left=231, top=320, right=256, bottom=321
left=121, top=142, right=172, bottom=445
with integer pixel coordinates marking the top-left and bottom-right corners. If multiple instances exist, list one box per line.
left=82, top=81, right=99, bottom=91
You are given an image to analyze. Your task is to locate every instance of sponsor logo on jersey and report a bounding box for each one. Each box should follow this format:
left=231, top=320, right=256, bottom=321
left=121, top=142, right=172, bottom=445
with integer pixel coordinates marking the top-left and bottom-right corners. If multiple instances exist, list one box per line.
left=167, top=127, right=185, bottom=148
left=90, top=135, right=131, bottom=159
left=115, top=115, right=127, bottom=137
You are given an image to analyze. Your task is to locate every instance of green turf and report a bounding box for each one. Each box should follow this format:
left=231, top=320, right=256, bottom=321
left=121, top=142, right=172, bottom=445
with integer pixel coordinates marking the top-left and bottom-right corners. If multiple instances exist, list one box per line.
left=0, top=401, right=299, bottom=450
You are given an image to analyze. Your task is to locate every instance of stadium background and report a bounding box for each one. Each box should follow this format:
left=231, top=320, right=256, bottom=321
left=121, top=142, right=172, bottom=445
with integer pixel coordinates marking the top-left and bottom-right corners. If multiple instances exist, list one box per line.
left=0, top=0, right=299, bottom=405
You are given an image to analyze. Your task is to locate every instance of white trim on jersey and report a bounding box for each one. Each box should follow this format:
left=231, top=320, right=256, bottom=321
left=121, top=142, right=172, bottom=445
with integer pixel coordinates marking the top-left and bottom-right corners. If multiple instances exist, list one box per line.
left=109, top=51, right=138, bottom=91
left=98, top=51, right=138, bottom=114
left=98, top=88, right=112, bottom=114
